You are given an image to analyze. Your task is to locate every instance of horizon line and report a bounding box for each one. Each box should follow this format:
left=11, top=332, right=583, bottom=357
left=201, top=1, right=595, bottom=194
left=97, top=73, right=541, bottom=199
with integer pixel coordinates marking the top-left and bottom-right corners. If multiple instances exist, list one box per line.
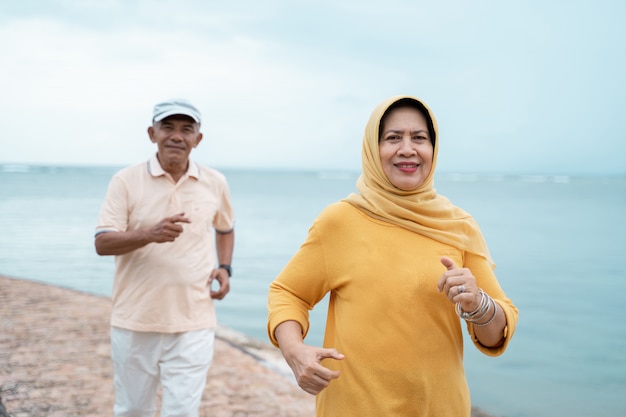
left=1, top=161, right=624, bottom=179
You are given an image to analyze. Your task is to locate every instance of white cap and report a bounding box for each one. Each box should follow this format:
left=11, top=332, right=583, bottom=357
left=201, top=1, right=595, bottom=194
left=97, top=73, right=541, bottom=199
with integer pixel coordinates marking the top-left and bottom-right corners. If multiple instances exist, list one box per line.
left=152, top=99, right=201, bottom=123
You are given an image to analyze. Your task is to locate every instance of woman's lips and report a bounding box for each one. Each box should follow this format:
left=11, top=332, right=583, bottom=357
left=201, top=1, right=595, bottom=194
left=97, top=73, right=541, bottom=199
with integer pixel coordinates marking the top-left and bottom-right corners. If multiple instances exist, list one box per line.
left=395, top=163, right=418, bottom=172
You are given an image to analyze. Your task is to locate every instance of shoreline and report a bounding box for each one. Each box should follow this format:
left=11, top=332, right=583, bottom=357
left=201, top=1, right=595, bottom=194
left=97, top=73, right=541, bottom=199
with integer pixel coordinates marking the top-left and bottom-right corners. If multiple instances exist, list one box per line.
left=0, top=274, right=499, bottom=417
left=0, top=274, right=314, bottom=417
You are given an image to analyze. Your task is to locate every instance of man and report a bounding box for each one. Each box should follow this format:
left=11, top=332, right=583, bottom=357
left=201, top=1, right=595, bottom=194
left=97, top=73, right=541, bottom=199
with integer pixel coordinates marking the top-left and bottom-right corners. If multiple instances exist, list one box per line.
left=95, top=98, right=235, bottom=417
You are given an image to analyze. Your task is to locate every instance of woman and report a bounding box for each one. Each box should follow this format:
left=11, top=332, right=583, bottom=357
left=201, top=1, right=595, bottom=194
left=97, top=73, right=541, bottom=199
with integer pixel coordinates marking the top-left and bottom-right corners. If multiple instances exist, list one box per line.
left=267, top=95, right=518, bottom=417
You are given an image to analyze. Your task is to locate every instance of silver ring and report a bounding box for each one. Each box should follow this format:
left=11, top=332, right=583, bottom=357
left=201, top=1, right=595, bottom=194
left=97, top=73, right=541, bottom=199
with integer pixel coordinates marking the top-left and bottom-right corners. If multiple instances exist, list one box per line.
left=458, top=285, right=465, bottom=294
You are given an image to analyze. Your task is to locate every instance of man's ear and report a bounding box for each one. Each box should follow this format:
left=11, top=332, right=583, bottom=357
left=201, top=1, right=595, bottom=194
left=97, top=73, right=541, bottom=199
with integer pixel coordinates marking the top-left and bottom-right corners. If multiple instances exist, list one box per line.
left=147, top=126, right=156, bottom=143
left=194, top=132, right=203, bottom=148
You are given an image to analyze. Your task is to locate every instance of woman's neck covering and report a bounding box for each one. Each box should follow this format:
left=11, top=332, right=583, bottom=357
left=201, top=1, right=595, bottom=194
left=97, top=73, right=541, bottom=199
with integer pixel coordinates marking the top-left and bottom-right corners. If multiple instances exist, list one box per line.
left=343, top=95, right=495, bottom=268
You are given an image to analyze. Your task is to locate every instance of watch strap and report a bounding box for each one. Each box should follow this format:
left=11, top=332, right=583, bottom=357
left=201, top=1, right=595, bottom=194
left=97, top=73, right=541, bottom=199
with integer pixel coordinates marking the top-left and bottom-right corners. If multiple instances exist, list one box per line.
left=218, top=264, right=232, bottom=277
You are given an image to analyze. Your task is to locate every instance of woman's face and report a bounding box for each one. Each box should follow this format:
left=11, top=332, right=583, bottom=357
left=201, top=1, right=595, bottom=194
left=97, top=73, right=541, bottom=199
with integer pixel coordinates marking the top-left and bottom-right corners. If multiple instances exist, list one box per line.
left=378, top=106, right=434, bottom=191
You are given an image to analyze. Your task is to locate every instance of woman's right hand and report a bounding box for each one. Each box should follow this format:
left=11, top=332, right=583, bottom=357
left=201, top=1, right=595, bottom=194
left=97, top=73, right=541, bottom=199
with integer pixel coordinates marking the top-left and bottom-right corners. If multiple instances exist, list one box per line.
left=275, top=321, right=345, bottom=395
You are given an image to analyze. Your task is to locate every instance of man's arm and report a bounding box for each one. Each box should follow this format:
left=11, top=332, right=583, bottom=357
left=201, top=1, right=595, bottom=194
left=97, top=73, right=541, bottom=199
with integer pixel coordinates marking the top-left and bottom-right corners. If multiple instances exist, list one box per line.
left=208, top=229, right=234, bottom=300
left=94, top=213, right=191, bottom=256
left=215, top=229, right=234, bottom=268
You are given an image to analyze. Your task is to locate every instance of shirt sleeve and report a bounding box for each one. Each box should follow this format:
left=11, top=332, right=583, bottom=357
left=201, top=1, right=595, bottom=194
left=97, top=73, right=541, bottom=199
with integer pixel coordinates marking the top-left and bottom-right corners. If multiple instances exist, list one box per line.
left=212, top=177, right=235, bottom=233
left=464, top=252, right=519, bottom=356
left=95, top=173, right=129, bottom=235
left=267, top=223, right=331, bottom=347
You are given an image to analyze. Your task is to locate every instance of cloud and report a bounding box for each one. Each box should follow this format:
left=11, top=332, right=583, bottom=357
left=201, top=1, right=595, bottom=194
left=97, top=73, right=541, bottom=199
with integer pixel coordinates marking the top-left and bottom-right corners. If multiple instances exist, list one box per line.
left=1, top=0, right=625, bottom=174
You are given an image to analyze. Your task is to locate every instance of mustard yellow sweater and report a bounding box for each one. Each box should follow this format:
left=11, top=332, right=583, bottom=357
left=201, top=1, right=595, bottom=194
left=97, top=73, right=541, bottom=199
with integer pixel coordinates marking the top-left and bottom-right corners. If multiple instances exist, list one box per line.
left=268, top=202, right=517, bottom=417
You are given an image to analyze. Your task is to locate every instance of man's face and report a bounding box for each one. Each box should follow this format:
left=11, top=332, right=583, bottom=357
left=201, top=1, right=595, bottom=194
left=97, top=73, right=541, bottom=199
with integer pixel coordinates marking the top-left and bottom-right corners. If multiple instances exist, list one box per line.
left=147, top=115, right=202, bottom=167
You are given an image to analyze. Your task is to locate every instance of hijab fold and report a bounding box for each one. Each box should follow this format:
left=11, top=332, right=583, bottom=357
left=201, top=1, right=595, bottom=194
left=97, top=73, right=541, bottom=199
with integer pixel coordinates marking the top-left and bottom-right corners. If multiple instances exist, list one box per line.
left=343, top=95, right=495, bottom=268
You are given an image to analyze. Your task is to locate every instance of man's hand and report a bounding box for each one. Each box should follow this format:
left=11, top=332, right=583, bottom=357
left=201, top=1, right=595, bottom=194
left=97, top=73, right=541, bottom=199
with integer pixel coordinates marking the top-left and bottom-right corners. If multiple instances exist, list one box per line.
left=95, top=212, right=191, bottom=255
left=208, top=268, right=230, bottom=300
left=148, top=212, right=191, bottom=243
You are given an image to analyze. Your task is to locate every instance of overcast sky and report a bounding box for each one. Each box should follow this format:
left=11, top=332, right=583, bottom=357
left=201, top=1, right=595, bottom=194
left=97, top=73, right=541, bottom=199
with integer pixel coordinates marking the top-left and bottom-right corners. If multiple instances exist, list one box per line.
left=1, top=0, right=625, bottom=175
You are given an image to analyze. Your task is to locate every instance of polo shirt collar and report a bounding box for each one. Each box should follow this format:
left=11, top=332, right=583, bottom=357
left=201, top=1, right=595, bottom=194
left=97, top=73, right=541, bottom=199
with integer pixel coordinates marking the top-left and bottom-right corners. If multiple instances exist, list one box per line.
left=148, top=153, right=199, bottom=179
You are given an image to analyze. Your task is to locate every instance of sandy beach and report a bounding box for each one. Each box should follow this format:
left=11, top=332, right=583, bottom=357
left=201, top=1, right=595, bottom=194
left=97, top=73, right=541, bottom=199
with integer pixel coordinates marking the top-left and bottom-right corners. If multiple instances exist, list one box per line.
left=0, top=275, right=497, bottom=417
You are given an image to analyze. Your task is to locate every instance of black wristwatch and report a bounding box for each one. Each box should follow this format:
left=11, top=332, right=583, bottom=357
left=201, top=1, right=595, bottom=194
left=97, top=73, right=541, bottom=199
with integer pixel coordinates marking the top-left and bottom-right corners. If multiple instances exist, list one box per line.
left=218, top=264, right=232, bottom=277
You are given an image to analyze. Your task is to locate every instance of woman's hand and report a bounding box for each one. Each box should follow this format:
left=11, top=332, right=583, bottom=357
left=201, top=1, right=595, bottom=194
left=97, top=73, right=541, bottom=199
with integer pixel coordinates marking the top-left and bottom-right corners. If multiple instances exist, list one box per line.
left=284, top=343, right=345, bottom=395
left=275, top=321, right=345, bottom=395
left=437, top=256, right=507, bottom=347
left=437, top=256, right=480, bottom=312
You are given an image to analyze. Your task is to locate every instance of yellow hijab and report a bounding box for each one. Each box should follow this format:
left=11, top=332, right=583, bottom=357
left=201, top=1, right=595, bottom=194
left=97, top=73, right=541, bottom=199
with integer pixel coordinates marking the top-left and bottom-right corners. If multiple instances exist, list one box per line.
left=343, top=95, right=494, bottom=268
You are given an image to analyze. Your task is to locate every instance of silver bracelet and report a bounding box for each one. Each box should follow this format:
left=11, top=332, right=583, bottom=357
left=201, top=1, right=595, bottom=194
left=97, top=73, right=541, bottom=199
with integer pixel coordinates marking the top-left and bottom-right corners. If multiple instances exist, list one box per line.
left=467, top=296, right=493, bottom=323
left=456, top=289, right=489, bottom=320
left=471, top=297, right=498, bottom=327
left=455, top=288, right=498, bottom=327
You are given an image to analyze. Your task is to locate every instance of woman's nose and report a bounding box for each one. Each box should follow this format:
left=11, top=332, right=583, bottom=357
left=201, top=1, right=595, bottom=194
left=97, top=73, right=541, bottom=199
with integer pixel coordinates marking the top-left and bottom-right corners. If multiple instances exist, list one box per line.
left=397, top=137, right=416, bottom=155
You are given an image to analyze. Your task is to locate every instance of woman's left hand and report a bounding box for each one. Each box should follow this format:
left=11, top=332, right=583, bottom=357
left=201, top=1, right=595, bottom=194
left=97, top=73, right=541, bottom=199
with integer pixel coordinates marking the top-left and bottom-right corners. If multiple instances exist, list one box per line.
left=437, top=256, right=480, bottom=312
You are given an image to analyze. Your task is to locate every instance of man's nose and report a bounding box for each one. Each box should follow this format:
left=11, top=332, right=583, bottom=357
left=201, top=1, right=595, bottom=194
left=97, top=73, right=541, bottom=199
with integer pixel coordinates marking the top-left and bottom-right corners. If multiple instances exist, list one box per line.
left=170, top=130, right=184, bottom=141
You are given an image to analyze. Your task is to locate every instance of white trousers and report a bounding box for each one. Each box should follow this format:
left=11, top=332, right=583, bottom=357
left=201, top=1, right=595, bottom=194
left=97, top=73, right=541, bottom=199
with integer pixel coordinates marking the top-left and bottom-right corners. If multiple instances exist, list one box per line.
left=110, top=327, right=215, bottom=417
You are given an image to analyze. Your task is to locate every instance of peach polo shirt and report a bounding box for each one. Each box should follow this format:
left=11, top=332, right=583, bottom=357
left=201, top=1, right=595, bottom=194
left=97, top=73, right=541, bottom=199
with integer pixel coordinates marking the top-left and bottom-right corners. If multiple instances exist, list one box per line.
left=96, top=154, right=234, bottom=333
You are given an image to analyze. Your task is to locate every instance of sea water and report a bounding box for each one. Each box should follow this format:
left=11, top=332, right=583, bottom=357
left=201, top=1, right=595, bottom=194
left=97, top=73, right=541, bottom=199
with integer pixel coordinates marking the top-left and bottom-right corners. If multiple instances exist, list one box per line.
left=0, top=164, right=624, bottom=417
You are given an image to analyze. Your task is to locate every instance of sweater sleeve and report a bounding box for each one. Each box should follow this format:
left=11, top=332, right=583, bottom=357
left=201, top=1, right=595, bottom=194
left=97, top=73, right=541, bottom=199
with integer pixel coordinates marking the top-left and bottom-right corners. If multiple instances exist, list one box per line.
left=267, top=221, right=332, bottom=347
left=464, top=252, right=519, bottom=356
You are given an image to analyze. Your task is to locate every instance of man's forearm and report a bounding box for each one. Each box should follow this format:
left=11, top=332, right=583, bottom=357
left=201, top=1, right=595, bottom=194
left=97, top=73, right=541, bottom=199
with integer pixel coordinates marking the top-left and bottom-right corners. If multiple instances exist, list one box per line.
left=94, top=230, right=152, bottom=256
left=215, top=230, right=234, bottom=265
